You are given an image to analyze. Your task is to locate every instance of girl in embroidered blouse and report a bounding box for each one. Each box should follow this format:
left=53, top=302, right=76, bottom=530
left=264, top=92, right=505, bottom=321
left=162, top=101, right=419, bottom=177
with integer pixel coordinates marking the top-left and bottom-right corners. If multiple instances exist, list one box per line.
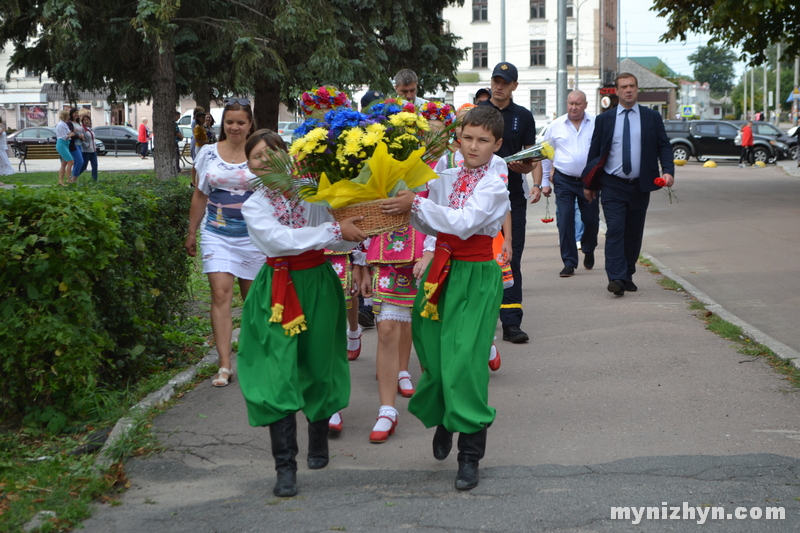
left=239, top=128, right=366, bottom=498
left=184, top=99, right=261, bottom=389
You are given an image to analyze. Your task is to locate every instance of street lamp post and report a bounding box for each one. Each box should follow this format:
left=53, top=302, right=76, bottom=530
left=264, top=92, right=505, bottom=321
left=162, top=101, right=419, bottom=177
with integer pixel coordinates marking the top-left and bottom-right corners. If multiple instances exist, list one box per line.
left=574, top=0, right=590, bottom=90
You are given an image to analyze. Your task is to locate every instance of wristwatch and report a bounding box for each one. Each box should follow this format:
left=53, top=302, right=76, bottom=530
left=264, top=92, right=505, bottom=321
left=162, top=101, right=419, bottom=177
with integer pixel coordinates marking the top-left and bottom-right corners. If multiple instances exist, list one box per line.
left=533, top=184, right=543, bottom=190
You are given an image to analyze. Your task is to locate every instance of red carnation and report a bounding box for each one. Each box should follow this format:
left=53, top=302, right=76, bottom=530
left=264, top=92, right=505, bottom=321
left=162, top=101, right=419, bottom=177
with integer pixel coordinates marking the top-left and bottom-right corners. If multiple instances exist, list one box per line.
left=654, top=177, right=666, bottom=187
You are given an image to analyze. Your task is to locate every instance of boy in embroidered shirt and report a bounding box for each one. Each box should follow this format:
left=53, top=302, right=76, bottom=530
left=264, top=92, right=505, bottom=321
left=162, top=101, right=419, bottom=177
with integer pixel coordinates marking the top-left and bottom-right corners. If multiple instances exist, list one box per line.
left=381, top=106, right=510, bottom=490
left=239, top=129, right=367, bottom=498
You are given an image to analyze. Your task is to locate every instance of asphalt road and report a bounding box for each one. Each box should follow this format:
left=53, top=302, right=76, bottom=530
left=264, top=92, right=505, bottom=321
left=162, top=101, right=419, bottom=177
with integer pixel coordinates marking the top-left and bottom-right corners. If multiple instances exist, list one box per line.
left=79, top=162, right=800, bottom=532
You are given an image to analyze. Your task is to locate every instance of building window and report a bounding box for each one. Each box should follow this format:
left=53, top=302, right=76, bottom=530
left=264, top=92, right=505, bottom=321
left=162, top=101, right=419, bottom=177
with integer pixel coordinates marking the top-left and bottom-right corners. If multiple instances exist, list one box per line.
left=566, top=0, right=574, bottom=17
left=473, top=0, right=488, bottom=21
left=530, top=90, right=547, bottom=115
left=473, top=42, right=488, bottom=68
left=24, top=67, right=39, bottom=78
left=567, top=39, right=574, bottom=66
left=530, top=0, right=545, bottom=19
left=530, top=40, right=546, bottom=66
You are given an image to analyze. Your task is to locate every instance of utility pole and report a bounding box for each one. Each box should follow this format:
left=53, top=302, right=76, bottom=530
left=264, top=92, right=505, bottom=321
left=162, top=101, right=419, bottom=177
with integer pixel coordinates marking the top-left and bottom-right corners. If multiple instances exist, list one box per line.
left=776, top=43, right=781, bottom=124
left=556, top=0, right=567, bottom=115
left=763, top=53, right=768, bottom=120
left=751, top=68, right=755, bottom=121
left=743, top=67, right=747, bottom=119
left=500, top=0, right=506, bottom=62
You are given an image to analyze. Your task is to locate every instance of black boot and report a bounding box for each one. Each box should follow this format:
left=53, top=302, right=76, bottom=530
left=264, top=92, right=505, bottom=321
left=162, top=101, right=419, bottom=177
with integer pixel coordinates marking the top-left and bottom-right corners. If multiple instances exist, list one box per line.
left=268, top=413, right=298, bottom=497
left=432, top=425, right=453, bottom=460
left=455, top=427, right=487, bottom=491
left=307, top=417, right=330, bottom=470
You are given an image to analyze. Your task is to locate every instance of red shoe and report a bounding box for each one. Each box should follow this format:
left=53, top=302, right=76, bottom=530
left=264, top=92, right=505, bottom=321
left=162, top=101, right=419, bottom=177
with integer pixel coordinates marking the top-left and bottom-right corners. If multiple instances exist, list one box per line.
left=397, top=373, right=415, bottom=397
left=369, top=414, right=398, bottom=444
left=347, top=334, right=362, bottom=361
left=488, top=343, right=501, bottom=371
left=328, top=412, right=343, bottom=434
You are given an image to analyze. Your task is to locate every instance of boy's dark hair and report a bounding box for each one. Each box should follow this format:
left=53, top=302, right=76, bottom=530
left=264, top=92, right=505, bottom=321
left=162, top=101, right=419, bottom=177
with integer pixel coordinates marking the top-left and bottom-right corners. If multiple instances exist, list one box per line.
left=461, top=106, right=504, bottom=141
left=245, top=128, right=287, bottom=158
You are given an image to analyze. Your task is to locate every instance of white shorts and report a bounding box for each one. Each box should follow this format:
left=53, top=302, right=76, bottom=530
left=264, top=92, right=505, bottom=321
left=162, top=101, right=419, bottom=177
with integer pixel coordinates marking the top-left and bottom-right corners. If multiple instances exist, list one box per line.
left=375, top=301, right=412, bottom=323
left=200, top=229, right=266, bottom=280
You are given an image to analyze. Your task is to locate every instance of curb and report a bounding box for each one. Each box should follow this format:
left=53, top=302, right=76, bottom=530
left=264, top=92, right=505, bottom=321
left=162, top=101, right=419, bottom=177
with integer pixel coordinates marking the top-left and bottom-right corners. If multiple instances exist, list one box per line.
left=93, top=328, right=240, bottom=471
left=642, top=252, right=800, bottom=370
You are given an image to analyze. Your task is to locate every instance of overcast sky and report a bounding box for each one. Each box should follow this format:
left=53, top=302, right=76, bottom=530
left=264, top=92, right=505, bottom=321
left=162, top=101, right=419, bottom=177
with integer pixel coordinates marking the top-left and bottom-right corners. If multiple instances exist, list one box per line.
left=618, top=0, right=745, bottom=79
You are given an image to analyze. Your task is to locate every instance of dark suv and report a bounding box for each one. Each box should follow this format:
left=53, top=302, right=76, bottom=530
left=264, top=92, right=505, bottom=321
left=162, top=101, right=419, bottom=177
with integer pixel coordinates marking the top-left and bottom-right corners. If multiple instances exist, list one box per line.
left=665, top=120, right=777, bottom=164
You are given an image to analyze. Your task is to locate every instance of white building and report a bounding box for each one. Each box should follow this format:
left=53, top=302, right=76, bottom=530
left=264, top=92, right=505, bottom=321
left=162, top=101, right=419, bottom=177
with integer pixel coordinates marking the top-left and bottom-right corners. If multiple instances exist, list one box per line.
left=678, top=80, right=724, bottom=119
left=442, top=0, right=618, bottom=120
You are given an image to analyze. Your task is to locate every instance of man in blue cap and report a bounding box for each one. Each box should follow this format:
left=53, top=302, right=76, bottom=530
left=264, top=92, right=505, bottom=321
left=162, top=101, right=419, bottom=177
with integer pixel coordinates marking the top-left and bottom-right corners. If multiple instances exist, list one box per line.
left=478, top=62, right=540, bottom=344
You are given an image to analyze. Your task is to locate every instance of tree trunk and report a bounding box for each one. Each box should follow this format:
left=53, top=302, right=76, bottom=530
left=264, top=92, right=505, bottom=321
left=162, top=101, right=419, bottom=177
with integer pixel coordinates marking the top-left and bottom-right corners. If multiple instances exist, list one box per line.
left=152, top=37, right=178, bottom=180
left=193, top=78, right=211, bottom=115
left=254, top=76, right=280, bottom=132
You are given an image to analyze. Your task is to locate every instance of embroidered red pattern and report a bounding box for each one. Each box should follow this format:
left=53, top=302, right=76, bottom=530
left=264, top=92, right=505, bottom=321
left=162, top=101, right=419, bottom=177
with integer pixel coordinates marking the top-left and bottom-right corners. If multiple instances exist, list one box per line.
left=266, top=190, right=307, bottom=228
left=448, top=164, right=488, bottom=208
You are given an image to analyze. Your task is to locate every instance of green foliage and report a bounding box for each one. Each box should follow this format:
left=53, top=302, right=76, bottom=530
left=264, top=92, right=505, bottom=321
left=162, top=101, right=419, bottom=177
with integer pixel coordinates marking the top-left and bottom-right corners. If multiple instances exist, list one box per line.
left=652, top=0, right=800, bottom=64
left=0, top=176, right=193, bottom=421
left=687, top=44, right=737, bottom=95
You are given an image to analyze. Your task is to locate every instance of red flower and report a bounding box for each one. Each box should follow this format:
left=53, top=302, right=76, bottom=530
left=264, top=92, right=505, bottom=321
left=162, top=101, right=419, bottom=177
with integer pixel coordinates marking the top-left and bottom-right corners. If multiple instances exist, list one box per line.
left=654, top=177, right=666, bottom=187
left=403, top=103, right=416, bottom=112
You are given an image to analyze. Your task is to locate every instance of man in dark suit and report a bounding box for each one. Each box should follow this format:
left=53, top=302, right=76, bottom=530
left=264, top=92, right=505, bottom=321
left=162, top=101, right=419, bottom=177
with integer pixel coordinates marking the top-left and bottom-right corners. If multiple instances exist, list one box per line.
left=581, top=73, right=674, bottom=296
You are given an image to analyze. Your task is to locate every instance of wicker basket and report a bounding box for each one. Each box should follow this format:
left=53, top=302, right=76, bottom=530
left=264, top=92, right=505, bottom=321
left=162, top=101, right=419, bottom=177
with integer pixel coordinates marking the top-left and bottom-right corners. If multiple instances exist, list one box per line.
left=329, top=198, right=410, bottom=237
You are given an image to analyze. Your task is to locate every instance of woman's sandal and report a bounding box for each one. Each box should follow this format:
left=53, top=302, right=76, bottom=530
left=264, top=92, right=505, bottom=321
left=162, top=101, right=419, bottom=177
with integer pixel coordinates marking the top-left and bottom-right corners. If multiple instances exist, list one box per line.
left=212, top=367, right=233, bottom=387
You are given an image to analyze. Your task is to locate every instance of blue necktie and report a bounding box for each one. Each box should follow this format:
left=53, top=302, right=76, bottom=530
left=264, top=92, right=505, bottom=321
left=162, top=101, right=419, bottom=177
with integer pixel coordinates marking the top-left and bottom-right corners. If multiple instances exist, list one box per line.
left=622, top=109, right=632, bottom=175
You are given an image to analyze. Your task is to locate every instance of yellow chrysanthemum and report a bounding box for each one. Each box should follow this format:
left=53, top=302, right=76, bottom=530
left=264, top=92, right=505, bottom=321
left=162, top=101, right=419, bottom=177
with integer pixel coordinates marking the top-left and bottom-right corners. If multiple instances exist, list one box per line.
left=389, top=112, right=418, bottom=128
left=366, top=123, right=386, bottom=134
left=361, top=130, right=384, bottom=147
left=289, top=138, right=305, bottom=156
left=343, top=139, right=361, bottom=156
left=306, top=127, right=329, bottom=142
left=302, top=139, right=319, bottom=154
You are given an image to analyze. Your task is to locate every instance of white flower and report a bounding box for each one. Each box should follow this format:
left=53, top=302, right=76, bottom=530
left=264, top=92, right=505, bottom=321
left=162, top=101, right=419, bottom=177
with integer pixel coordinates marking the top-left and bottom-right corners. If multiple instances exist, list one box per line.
left=378, top=276, right=391, bottom=289
left=331, top=263, right=343, bottom=275
left=391, top=241, right=405, bottom=252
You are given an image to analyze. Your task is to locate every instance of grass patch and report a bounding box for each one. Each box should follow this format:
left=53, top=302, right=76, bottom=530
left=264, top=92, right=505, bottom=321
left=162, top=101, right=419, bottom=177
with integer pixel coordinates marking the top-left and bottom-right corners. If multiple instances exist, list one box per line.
left=658, top=277, right=683, bottom=291
left=1, top=170, right=154, bottom=187
left=688, top=301, right=800, bottom=388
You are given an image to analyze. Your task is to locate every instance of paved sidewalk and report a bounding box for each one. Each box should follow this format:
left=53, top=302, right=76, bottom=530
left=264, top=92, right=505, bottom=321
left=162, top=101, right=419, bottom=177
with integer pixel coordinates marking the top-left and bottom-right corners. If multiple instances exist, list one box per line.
left=80, top=208, right=800, bottom=532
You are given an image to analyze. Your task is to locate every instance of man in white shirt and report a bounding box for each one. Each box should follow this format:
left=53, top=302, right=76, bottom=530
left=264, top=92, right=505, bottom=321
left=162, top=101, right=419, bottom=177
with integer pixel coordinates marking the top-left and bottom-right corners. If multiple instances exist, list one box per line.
left=394, top=69, right=428, bottom=107
left=541, top=90, right=599, bottom=277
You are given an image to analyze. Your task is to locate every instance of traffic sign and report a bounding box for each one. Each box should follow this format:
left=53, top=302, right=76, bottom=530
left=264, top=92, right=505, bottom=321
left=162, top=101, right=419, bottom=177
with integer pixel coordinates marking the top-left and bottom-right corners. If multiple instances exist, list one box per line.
left=681, top=105, right=694, bottom=117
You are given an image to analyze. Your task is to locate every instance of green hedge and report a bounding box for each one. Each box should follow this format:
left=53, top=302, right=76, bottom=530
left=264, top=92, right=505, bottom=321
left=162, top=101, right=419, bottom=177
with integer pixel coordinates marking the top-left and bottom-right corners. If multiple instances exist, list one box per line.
left=0, top=176, right=193, bottom=420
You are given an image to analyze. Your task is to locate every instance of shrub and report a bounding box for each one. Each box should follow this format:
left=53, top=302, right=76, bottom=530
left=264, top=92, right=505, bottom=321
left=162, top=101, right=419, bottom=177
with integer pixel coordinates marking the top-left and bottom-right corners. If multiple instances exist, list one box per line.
left=0, top=176, right=193, bottom=422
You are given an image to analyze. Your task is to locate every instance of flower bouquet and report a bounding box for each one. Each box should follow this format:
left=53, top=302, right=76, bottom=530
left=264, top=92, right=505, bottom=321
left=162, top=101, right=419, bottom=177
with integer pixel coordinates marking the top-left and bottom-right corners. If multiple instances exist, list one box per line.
left=503, top=140, right=555, bottom=164
left=541, top=197, right=554, bottom=223
left=252, top=92, right=452, bottom=235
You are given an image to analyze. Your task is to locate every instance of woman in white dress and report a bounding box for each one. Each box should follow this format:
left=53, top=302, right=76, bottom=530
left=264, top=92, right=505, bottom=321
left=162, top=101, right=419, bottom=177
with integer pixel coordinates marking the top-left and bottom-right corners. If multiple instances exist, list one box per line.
left=184, top=99, right=263, bottom=387
left=0, top=118, right=13, bottom=176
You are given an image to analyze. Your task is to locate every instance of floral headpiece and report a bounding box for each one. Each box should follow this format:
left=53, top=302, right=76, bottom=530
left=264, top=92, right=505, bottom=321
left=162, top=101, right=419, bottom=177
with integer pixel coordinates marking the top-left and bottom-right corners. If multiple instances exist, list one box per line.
left=420, top=101, right=455, bottom=127
left=300, top=86, right=351, bottom=117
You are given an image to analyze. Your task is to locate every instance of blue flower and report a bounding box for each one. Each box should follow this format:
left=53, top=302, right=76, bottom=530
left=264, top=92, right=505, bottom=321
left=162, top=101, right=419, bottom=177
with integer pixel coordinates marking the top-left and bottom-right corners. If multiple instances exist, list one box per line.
left=325, top=108, right=369, bottom=135
left=292, top=118, right=326, bottom=140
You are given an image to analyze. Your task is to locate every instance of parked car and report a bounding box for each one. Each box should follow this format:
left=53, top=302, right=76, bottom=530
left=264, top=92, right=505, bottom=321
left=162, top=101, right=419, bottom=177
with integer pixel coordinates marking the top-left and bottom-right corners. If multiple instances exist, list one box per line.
left=278, top=121, right=301, bottom=143
left=664, top=120, right=778, bottom=164
left=728, top=120, right=796, bottom=160
left=7, top=127, right=58, bottom=158
left=93, top=125, right=141, bottom=153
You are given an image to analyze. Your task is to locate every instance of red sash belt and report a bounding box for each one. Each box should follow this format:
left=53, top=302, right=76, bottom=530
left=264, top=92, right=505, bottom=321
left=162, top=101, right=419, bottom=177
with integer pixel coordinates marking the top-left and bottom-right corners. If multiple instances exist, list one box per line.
left=266, top=249, right=326, bottom=336
left=421, top=233, right=493, bottom=321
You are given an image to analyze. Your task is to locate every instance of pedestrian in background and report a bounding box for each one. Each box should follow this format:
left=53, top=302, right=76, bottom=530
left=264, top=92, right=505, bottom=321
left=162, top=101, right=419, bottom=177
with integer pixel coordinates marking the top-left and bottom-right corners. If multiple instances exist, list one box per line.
left=203, top=113, right=217, bottom=144
left=0, top=118, right=13, bottom=176
left=138, top=118, right=151, bottom=159
left=739, top=121, right=754, bottom=168
left=540, top=89, right=599, bottom=278
left=478, top=62, right=540, bottom=344
left=68, top=108, right=85, bottom=183
left=582, top=72, right=674, bottom=297
left=79, top=114, right=99, bottom=181
left=55, top=109, right=76, bottom=186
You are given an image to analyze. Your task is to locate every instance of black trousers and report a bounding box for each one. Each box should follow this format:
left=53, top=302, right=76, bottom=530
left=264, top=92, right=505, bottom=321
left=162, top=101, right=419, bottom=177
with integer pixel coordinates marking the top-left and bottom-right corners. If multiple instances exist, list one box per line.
left=739, top=146, right=753, bottom=165
left=499, top=194, right=526, bottom=330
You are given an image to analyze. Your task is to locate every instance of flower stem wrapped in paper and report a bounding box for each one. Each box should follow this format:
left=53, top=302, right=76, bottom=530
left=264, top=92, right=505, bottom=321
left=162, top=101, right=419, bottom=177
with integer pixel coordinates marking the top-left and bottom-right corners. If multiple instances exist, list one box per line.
left=251, top=93, right=453, bottom=235
left=503, top=140, right=555, bottom=164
